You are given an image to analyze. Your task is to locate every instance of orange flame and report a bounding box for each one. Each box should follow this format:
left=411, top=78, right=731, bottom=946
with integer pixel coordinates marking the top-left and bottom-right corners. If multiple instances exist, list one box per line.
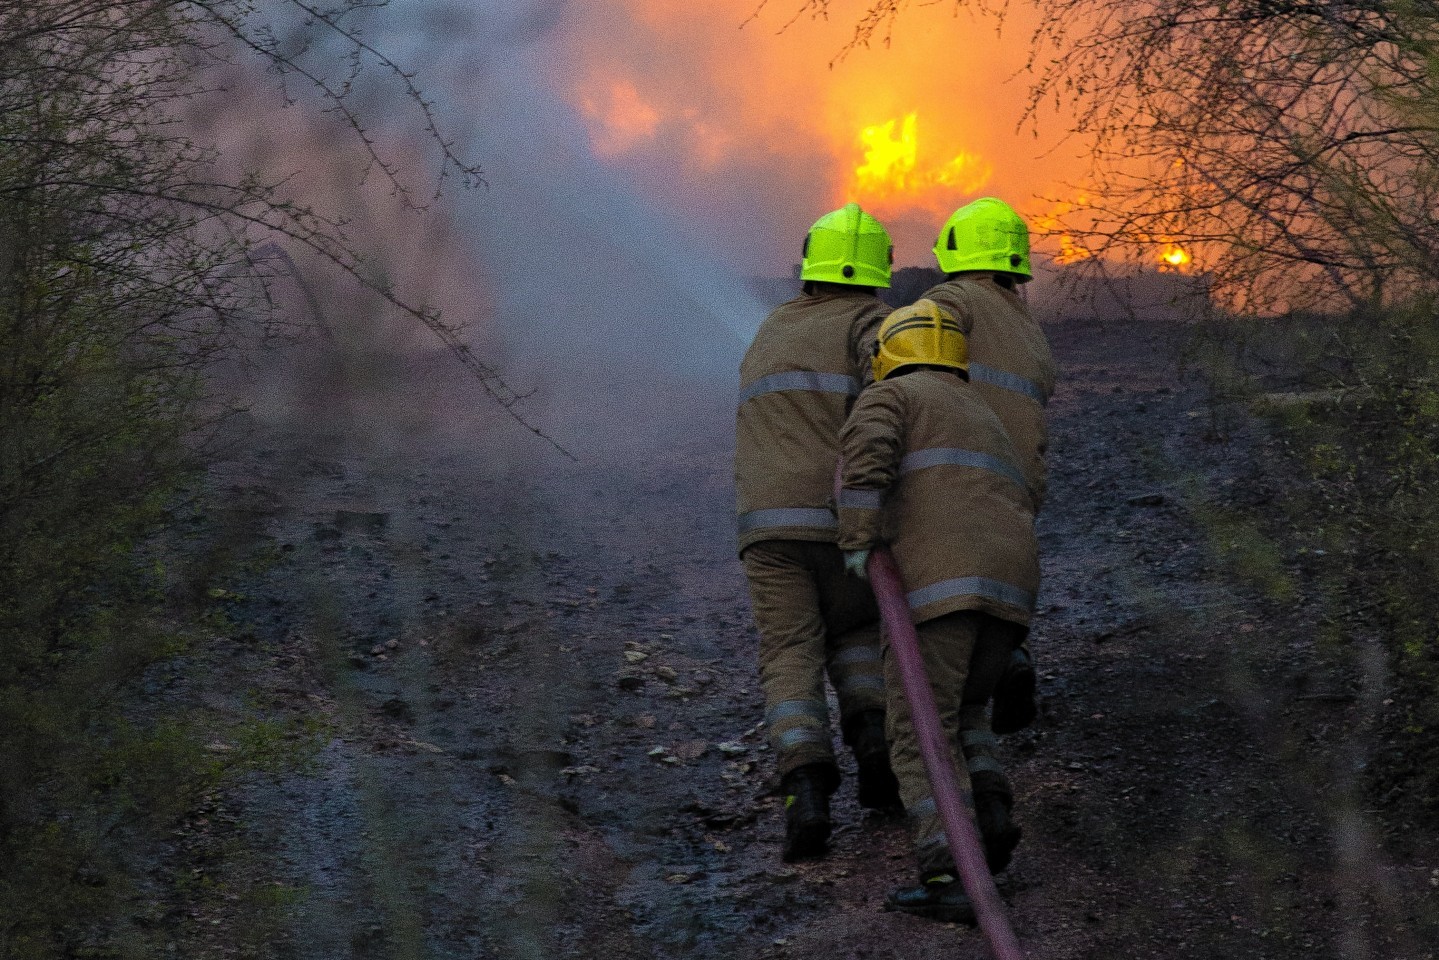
left=849, top=112, right=992, bottom=207
left=549, top=0, right=1087, bottom=266
left=1031, top=198, right=1094, bottom=265
left=1159, top=243, right=1192, bottom=270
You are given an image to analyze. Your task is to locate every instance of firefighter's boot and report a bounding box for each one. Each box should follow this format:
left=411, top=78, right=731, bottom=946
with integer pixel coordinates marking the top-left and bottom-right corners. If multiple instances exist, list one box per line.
left=991, top=646, right=1037, bottom=735
left=974, top=790, right=1022, bottom=874
left=884, top=871, right=977, bottom=924
left=781, top=764, right=833, bottom=862
left=843, top=710, right=901, bottom=811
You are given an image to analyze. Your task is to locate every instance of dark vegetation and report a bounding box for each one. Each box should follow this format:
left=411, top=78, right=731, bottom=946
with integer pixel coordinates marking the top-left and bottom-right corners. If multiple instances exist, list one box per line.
left=880, top=266, right=944, bottom=309
left=2, top=10, right=231, bottom=954
left=0, top=3, right=492, bottom=955
left=1191, top=307, right=1439, bottom=819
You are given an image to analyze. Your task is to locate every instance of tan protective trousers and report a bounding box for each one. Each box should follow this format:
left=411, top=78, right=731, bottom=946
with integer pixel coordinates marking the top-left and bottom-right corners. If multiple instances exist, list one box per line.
left=741, top=540, right=885, bottom=784
left=883, top=610, right=1023, bottom=874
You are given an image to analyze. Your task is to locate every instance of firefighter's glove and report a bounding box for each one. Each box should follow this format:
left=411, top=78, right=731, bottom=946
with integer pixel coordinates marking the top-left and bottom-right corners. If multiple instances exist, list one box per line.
left=844, top=549, right=871, bottom=580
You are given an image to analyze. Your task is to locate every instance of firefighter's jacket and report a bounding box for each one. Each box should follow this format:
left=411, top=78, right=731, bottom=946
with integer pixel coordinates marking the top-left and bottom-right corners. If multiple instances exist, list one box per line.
left=838, top=369, right=1040, bottom=627
left=736, top=290, right=890, bottom=556
left=921, top=275, right=1055, bottom=509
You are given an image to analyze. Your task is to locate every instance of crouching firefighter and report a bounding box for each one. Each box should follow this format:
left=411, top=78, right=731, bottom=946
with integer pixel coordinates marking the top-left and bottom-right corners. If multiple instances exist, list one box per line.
left=736, top=203, right=902, bottom=862
left=838, top=300, right=1039, bottom=921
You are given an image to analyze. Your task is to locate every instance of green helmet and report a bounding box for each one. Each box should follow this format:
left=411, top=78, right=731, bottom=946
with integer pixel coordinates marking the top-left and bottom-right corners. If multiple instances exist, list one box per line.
left=800, top=202, right=893, bottom=289
left=933, top=197, right=1032, bottom=281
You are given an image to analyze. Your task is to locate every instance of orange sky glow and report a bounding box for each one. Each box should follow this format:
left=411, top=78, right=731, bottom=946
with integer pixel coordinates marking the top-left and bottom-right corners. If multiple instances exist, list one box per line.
left=547, top=0, right=1125, bottom=270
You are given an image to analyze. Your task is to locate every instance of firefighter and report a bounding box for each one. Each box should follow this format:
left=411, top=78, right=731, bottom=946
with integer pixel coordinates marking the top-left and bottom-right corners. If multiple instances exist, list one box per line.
left=736, top=202, right=901, bottom=862
left=921, top=198, right=1055, bottom=739
left=838, top=300, right=1038, bottom=921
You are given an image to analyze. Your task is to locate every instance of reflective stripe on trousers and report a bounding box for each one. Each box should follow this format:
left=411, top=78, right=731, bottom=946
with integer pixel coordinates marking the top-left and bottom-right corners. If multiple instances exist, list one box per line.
left=961, top=709, right=1010, bottom=798
left=962, top=729, right=999, bottom=752
left=835, top=674, right=884, bottom=697
left=829, top=639, right=884, bottom=704
left=838, top=487, right=885, bottom=509
left=777, top=727, right=831, bottom=749
left=767, top=698, right=832, bottom=752
left=831, top=645, right=880, bottom=667
left=767, top=699, right=830, bottom=725
left=909, top=796, right=938, bottom=820
left=968, top=755, right=1006, bottom=777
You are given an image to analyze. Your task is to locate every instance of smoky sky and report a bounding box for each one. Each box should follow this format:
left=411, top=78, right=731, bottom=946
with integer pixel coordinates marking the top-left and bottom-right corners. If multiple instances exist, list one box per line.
left=386, top=1, right=776, bottom=381
left=225, top=1, right=1095, bottom=454
left=370, top=2, right=1068, bottom=369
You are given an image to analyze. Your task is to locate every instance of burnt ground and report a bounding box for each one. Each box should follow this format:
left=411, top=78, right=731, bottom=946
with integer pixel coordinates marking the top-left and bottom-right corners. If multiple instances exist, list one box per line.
left=158, top=313, right=1439, bottom=959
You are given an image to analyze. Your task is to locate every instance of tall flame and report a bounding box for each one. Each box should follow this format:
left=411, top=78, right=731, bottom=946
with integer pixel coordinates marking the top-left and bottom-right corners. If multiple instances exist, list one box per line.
left=849, top=112, right=992, bottom=207
left=855, top=115, right=919, bottom=193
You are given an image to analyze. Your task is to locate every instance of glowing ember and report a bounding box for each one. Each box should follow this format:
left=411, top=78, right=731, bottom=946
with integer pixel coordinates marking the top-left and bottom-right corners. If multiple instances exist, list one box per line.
left=850, top=112, right=992, bottom=204
left=1160, top=244, right=1192, bottom=269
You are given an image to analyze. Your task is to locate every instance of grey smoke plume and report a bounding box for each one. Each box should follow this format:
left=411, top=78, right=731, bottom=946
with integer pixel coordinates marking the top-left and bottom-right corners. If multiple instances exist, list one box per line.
left=318, top=0, right=781, bottom=454
left=233, top=0, right=950, bottom=455
left=403, top=1, right=772, bottom=365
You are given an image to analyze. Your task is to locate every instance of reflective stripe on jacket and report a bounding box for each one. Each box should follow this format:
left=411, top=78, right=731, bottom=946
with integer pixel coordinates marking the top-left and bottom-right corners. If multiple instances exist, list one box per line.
left=735, top=290, right=889, bottom=555
left=837, top=369, right=1039, bottom=626
left=922, top=276, right=1055, bottom=510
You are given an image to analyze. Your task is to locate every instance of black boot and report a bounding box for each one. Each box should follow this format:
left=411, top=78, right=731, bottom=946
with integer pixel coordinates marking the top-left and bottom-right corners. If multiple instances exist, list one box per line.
left=973, top=791, right=1022, bottom=874
left=780, top=764, right=833, bottom=862
left=991, top=647, right=1037, bottom=735
left=884, top=871, right=977, bottom=924
left=843, top=710, right=901, bottom=811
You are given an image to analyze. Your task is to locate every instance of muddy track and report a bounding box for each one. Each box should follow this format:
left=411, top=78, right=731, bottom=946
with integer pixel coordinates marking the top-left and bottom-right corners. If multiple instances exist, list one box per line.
left=186, top=316, right=1437, bottom=959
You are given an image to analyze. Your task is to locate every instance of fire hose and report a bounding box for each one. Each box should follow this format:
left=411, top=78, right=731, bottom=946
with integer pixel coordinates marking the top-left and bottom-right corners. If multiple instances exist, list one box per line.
left=865, top=547, right=1025, bottom=959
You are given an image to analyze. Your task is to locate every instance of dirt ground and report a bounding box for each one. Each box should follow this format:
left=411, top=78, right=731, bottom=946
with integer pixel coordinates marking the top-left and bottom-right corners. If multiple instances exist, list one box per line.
left=169, top=312, right=1439, bottom=959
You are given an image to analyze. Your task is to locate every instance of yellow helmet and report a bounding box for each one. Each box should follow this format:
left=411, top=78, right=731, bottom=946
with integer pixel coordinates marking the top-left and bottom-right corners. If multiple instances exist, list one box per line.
left=933, top=197, right=1032, bottom=280
left=872, top=299, right=968, bottom=382
left=800, top=202, right=893, bottom=288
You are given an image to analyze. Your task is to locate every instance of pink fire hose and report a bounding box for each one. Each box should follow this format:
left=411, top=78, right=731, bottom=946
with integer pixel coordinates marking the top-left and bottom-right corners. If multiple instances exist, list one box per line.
left=866, top=545, right=1025, bottom=960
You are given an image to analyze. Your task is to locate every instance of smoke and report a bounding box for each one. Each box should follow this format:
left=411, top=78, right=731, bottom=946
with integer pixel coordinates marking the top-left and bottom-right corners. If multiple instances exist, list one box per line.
left=372, top=1, right=1086, bottom=453
left=357, top=1, right=785, bottom=455
left=213, top=1, right=1098, bottom=457
left=458, top=59, right=771, bottom=365
left=536, top=0, right=1087, bottom=270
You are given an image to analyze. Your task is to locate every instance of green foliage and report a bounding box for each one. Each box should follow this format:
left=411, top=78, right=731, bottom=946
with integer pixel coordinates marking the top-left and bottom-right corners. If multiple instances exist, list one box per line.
left=0, top=249, right=203, bottom=956
left=1, top=8, right=262, bottom=956
left=1191, top=500, right=1298, bottom=604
